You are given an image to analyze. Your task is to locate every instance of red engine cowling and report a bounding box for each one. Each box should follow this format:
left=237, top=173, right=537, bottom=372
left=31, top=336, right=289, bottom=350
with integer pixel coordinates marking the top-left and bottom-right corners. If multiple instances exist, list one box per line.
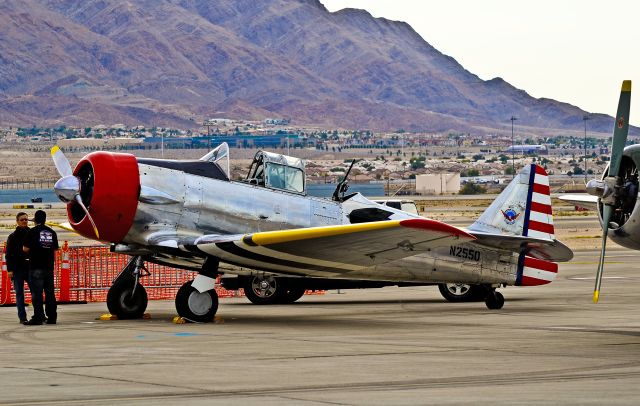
left=68, top=151, right=139, bottom=242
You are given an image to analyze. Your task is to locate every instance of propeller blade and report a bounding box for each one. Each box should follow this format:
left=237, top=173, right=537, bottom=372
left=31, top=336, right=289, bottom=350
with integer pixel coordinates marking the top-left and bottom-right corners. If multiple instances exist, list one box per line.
left=51, top=146, right=73, bottom=178
left=74, top=194, right=100, bottom=239
left=608, top=80, right=631, bottom=178
left=594, top=204, right=612, bottom=303
left=594, top=80, right=632, bottom=303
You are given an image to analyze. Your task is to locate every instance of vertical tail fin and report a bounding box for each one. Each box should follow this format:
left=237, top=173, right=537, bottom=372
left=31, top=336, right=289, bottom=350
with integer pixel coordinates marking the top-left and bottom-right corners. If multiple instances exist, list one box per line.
left=469, top=164, right=554, bottom=240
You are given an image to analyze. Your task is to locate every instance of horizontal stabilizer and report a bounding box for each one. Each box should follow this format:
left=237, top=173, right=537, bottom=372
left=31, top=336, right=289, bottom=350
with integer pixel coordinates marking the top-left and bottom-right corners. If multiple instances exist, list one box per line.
left=469, top=231, right=573, bottom=262
left=558, top=194, right=598, bottom=211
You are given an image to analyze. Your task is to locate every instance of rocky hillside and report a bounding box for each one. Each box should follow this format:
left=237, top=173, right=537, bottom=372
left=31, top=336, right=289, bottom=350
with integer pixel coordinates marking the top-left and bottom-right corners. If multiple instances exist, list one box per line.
left=0, top=0, right=625, bottom=134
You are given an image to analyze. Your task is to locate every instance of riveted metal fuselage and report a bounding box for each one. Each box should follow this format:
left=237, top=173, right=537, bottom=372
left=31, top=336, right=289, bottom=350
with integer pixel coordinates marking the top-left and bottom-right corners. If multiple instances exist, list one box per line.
left=123, top=163, right=519, bottom=285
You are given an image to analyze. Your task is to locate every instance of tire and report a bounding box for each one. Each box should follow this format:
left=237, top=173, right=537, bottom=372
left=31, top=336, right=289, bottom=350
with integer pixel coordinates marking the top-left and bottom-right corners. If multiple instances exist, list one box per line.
left=243, top=275, right=285, bottom=305
left=438, top=283, right=483, bottom=302
left=106, top=277, right=148, bottom=319
left=485, top=291, right=505, bottom=310
left=278, top=286, right=306, bottom=304
left=175, top=281, right=219, bottom=323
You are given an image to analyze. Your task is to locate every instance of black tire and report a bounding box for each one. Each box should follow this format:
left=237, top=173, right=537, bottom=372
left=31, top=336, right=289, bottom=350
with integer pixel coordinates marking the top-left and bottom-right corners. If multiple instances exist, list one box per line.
left=175, top=281, right=219, bottom=323
left=278, top=286, right=306, bottom=304
left=106, top=277, right=148, bottom=319
left=438, top=283, right=483, bottom=302
left=485, top=291, right=505, bottom=310
left=243, top=275, right=285, bottom=305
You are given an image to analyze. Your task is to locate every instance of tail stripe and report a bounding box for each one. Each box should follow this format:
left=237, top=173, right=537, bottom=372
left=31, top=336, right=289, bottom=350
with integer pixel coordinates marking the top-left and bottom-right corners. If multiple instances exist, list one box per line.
left=532, top=183, right=550, bottom=196
left=530, top=201, right=552, bottom=215
left=528, top=220, right=554, bottom=234
left=531, top=192, right=552, bottom=207
left=522, top=165, right=537, bottom=237
left=516, top=254, right=558, bottom=286
left=534, top=165, right=548, bottom=175
left=523, top=164, right=555, bottom=239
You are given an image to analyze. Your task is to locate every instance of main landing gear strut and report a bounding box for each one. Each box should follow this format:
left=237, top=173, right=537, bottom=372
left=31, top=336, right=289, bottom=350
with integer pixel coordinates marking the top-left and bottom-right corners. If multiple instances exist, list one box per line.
left=174, top=256, right=219, bottom=323
left=106, top=256, right=149, bottom=319
left=106, top=256, right=221, bottom=322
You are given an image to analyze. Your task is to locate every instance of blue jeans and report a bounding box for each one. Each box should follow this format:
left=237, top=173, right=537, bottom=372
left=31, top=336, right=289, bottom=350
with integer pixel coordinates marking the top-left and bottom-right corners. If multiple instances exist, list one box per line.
left=11, top=272, right=29, bottom=322
left=29, top=269, right=57, bottom=322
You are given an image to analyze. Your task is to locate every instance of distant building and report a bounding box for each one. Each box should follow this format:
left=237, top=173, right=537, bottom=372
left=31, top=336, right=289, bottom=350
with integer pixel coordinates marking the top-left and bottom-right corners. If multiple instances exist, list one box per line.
left=205, top=118, right=234, bottom=124
left=503, top=145, right=548, bottom=155
left=264, top=118, right=290, bottom=125
left=416, top=173, right=460, bottom=195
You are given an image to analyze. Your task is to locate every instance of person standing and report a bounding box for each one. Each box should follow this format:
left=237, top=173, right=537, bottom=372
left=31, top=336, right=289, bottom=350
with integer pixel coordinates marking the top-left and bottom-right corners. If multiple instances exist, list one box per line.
left=5, top=212, right=31, bottom=324
left=23, top=210, right=59, bottom=325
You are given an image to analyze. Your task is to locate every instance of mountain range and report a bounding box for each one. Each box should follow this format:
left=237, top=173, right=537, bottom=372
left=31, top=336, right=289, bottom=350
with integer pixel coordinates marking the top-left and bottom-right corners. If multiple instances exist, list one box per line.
left=0, top=0, right=628, bottom=135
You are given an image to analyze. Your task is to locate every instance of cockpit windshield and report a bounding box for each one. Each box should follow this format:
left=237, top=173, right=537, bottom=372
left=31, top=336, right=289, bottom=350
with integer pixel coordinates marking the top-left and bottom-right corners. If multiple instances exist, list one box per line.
left=245, top=150, right=305, bottom=194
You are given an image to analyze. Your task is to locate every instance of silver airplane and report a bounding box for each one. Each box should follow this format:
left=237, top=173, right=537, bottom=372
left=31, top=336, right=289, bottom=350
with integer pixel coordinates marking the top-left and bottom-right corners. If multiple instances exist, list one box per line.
left=560, top=80, right=638, bottom=302
left=51, top=144, right=573, bottom=322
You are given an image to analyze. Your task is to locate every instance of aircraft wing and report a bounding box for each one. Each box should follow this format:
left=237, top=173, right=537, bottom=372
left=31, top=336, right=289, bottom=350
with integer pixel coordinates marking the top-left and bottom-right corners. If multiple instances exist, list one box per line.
left=558, top=194, right=599, bottom=211
left=193, top=219, right=475, bottom=276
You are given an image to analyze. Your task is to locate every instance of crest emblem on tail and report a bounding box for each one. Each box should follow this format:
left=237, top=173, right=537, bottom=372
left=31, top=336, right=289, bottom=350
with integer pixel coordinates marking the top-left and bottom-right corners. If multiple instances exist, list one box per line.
left=501, top=207, right=521, bottom=225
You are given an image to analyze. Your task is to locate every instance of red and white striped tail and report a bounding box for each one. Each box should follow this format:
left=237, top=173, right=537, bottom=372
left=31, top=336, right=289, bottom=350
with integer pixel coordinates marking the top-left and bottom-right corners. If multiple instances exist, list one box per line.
left=469, top=164, right=556, bottom=240
left=516, top=255, right=558, bottom=286
left=523, top=164, right=554, bottom=240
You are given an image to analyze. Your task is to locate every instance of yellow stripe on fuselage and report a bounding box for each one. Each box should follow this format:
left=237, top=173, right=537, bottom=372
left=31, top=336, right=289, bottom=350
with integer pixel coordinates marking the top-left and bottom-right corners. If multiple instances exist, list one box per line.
left=51, top=145, right=60, bottom=156
left=247, top=220, right=404, bottom=246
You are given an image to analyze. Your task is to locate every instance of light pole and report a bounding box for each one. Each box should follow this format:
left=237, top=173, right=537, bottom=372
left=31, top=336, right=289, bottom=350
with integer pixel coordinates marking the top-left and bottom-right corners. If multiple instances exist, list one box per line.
left=583, top=114, right=590, bottom=182
left=510, top=116, right=517, bottom=178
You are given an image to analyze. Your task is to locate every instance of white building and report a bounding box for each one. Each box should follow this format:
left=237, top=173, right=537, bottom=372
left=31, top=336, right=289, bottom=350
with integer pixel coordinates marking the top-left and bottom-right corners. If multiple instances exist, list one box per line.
left=416, top=173, right=460, bottom=195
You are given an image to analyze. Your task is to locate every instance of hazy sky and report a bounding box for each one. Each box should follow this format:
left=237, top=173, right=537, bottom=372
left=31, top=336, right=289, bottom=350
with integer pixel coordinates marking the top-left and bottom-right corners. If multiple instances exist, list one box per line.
left=321, top=0, right=640, bottom=126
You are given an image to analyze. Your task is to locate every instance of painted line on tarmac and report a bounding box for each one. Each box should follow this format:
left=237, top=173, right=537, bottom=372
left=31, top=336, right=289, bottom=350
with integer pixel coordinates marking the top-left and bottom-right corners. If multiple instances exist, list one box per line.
left=568, top=276, right=630, bottom=280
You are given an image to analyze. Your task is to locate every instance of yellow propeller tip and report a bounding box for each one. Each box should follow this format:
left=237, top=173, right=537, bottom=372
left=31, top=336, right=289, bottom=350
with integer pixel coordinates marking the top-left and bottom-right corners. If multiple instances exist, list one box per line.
left=51, top=145, right=60, bottom=156
left=593, top=291, right=600, bottom=303
left=622, top=80, right=631, bottom=92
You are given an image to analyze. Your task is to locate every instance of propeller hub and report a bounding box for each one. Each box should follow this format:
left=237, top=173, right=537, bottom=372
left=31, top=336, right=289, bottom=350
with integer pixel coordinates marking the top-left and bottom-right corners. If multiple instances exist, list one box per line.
left=54, top=175, right=81, bottom=203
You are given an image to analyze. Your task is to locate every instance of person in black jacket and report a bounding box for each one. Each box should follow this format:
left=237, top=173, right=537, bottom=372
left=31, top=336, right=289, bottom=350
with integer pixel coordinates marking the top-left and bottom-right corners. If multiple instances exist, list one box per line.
left=23, top=210, right=59, bottom=326
left=5, top=212, right=31, bottom=324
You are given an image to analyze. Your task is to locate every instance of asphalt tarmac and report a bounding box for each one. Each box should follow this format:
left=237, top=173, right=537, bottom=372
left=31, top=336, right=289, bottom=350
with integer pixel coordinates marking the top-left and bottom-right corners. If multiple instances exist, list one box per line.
left=0, top=248, right=639, bottom=405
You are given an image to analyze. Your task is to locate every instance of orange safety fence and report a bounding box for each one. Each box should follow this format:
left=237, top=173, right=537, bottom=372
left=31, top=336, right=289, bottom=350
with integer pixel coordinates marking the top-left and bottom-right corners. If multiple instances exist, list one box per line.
left=0, top=242, right=244, bottom=305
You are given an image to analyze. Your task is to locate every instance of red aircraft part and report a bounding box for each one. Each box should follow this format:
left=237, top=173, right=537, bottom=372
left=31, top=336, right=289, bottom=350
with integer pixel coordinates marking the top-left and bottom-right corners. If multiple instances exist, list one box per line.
left=68, top=152, right=139, bottom=242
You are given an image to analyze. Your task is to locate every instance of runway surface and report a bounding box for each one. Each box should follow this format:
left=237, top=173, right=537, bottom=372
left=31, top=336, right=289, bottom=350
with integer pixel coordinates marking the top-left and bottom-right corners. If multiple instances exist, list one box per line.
left=0, top=248, right=639, bottom=405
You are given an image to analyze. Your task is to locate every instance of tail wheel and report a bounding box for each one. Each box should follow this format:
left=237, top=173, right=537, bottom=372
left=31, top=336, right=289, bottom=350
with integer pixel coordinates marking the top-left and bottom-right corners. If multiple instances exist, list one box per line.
left=106, top=277, right=148, bottom=319
left=278, top=286, right=306, bottom=304
left=438, top=283, right=484, bottom=302
left=175, top=281, right=219, bottom=322
left=485, top=291, right=505, bottom=310
left=244, top=275, right=285, bottom=305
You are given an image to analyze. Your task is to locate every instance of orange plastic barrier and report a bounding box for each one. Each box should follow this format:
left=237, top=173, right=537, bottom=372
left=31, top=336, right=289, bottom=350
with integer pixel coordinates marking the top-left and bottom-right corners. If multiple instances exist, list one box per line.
left=59, top=245, right=243, bottom=302
left=59, top=241, right=71, bottom=302
left=0, top=244, right=11, bottom=305
left=1, top=243, right=325, bottom=304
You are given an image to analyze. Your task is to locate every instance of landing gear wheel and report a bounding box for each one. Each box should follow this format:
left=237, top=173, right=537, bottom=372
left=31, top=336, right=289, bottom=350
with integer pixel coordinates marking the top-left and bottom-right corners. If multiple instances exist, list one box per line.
left=244, top=275, right=284, bottom=305
left=106, top=277, right=148, bottom=319
left=438, top=283, right=483, bottom=302
left=485, top=291, right=505, bottom=310
left=175, top=281, right=219, bottom=322
left=278, top=286, right=306, bottom=304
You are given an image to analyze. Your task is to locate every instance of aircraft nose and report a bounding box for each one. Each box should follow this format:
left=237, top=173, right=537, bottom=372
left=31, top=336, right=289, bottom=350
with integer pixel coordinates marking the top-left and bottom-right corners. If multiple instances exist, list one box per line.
left=54, top=175, right=81, bottom=203
left=586, top=179, right=608, bottom=198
